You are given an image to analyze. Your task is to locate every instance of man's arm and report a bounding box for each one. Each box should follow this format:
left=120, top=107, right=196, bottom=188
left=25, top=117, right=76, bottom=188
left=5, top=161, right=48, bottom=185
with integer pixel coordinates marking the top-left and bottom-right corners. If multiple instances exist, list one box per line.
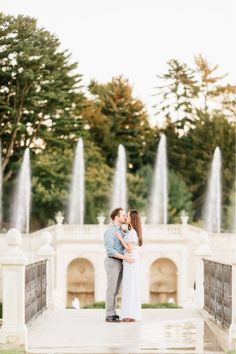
left=104, top=229, right=118, bottom=257
left=113, top=251, right=135, bottom=264
left=104, top=229, right=135, bottom=263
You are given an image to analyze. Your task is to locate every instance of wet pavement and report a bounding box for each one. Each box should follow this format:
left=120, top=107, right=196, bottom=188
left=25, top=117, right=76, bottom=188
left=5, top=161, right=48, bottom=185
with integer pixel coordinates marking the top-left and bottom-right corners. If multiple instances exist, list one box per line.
left=27, top=309, right=224, bottom=354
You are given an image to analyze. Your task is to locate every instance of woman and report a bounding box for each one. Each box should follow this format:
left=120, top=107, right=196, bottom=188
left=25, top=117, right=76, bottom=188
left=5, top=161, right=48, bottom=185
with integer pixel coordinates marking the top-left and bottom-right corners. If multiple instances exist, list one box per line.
left=115, top=209, right=143, bottom=322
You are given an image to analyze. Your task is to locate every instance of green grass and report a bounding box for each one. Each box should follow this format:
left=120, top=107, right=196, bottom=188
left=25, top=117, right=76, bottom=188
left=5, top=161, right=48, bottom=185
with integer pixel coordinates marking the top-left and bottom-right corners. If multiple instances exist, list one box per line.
left=141, top=302, right=181, bottom=309
left=83, top=301, right=105, bottom=309
left=0, top=351, right=26, bottom=354
left=81, top=301, right=180, bottom=309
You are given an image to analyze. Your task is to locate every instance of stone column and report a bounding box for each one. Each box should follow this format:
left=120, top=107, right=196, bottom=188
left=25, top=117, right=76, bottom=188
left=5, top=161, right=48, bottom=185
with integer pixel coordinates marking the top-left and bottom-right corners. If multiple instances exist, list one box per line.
left=0, top=228, right=27, bottom=348
left=194, top=230, right=212, bottom=309
left=229, top=238, right=236, bottom=349
left=38, top=231, right=56, bottom=311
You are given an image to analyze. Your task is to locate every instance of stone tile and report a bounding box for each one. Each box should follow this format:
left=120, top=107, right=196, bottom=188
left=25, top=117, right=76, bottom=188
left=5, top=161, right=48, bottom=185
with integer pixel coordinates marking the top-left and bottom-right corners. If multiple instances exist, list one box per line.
left=27, top=309, right=224, bottom=354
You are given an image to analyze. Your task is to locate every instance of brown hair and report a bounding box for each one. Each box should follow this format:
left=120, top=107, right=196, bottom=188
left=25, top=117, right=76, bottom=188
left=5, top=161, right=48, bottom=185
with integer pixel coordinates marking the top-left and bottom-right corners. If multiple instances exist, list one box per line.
left=129, top=209, right=143, bottom=246
left=110, top=207, right=124, bottom=221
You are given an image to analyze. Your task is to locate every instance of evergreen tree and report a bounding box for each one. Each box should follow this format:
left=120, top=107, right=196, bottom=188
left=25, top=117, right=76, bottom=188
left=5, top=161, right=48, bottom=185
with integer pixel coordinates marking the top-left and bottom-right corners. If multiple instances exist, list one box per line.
left=154, top=59, right=199, bottom=129
left=0, top=13, right=85, bottom=181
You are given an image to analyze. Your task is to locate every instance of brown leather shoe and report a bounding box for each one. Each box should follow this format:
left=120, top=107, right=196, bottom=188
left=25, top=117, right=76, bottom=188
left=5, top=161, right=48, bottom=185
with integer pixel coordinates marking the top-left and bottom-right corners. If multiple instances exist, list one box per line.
left=122, top=318, right=135, bottom=322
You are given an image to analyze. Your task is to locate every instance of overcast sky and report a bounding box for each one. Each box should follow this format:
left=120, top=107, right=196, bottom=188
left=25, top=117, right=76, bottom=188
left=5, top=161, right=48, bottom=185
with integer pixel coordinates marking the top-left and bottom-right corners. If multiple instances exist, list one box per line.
left=1, top=0, right=235, bottom=122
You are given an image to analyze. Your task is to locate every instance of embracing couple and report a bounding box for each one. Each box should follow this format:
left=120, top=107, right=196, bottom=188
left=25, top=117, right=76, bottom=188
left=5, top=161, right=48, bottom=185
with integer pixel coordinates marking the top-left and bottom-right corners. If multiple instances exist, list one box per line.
left=104, top=207, right=143, bottom=323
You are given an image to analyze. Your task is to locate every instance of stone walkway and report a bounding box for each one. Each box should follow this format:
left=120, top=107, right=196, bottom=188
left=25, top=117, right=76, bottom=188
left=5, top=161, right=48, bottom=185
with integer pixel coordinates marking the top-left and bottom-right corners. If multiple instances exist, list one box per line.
left=27, top=309, right=224, bottom=354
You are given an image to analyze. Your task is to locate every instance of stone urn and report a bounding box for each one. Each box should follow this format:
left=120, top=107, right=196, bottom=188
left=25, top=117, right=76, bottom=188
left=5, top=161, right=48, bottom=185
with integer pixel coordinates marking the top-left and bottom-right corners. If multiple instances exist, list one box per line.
left=180, top=210, right=189, bottom=225
left=97, top=213, right=106, bottom=225
left=55, top=211, right=64, bottom=225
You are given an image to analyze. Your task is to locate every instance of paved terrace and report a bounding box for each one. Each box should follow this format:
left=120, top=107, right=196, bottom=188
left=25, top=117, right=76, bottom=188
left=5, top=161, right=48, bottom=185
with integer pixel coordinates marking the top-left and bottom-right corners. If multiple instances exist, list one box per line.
left=27, top=309, right=224, bottom=354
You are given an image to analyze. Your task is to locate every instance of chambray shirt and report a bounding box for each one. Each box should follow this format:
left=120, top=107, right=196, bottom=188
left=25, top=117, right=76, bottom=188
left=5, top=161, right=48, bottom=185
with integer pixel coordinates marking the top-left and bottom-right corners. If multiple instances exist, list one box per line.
left=104, top=224, right=124, bottom=257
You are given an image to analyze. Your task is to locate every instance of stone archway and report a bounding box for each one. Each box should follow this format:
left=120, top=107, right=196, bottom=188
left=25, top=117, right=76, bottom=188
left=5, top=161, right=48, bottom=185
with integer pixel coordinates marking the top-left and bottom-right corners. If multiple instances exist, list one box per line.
left=149, top=258, right=177, bottom=304
left=67, top=258, right=95, bottom=307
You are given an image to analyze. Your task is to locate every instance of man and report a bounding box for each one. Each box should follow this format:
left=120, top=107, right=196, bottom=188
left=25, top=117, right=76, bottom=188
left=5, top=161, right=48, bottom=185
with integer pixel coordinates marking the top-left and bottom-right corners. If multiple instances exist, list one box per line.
left=104, top=207, right=135, bottom=322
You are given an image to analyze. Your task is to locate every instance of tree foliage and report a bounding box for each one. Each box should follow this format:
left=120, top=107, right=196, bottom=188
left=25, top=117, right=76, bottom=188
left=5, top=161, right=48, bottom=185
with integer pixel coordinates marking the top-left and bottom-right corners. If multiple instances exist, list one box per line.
left=86, top=76, right=155, bottom=171
left=0, top=13, right=85, bottom=181
left=0, top=12, right=235, bottom=230
left=154, top=56, right=236, bottom=228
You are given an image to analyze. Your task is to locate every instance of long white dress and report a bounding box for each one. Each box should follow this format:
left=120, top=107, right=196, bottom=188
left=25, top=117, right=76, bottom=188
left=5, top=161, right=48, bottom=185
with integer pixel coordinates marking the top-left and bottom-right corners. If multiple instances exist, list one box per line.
left=121, top=229, right=142, bottom=320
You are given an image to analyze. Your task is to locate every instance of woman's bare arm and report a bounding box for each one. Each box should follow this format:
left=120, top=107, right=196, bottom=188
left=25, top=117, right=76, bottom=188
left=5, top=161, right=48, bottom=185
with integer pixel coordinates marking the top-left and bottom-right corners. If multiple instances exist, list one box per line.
left=115, top=232, right=133, bottom=253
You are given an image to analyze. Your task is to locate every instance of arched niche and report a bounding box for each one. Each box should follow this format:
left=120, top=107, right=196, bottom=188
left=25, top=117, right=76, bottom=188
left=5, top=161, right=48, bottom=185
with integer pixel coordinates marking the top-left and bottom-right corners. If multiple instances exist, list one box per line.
left=67, top=257, right=95, bottom=307
left=149, top=257, right=177, bottom=304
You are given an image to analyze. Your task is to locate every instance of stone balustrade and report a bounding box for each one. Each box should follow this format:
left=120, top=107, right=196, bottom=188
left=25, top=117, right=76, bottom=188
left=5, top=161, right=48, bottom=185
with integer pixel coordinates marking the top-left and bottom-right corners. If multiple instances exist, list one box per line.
left=199, top=232, right=236, bottom=350
left=0, top=228, right=56, bottom=350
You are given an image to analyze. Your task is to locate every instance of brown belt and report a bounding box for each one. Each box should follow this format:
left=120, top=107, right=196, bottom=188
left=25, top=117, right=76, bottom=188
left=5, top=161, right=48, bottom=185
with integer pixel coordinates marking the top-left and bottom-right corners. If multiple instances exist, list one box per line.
left=109, top=256, right=122, bottom=261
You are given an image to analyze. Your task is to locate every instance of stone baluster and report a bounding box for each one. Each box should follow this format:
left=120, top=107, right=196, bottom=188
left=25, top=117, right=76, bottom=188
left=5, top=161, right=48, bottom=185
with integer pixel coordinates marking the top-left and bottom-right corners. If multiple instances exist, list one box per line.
left=38, top=231, right=56, bottom=310
left=0, top=228, right=27, bottom=348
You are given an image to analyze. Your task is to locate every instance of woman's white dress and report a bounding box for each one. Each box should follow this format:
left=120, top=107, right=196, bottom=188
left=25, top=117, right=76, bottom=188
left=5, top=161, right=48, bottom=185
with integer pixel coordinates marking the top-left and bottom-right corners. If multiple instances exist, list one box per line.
left=121, top=229, right=142, bottom=320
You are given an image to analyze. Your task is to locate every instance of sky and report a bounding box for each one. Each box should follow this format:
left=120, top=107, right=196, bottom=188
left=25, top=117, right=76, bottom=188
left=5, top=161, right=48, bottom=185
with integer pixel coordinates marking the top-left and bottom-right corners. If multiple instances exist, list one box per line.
left=1, top=0, right=235, bottom=123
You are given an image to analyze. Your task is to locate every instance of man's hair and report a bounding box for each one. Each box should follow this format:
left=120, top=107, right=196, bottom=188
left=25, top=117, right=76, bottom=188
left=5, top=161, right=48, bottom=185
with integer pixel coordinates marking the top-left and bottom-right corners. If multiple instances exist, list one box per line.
left=110, top=207, right=124, bottom=221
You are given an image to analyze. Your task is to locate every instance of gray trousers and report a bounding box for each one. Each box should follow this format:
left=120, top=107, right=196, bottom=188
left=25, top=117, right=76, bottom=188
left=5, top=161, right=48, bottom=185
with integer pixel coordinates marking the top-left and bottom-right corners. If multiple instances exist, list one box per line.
left=104, top=256, right=123, bottom=317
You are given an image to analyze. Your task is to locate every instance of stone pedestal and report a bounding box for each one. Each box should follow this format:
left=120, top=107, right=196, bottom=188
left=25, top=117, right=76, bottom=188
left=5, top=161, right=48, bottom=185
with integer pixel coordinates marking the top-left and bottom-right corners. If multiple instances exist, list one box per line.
left=0, top=228, right=27, bottom=348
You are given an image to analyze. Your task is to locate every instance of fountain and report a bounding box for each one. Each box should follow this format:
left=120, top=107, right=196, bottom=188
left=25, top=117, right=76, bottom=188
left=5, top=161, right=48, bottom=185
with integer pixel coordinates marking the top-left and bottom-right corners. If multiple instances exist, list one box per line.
left=204, top=147, right=221, bottom=233
left=111, top=144, right=127, bottom=211
left=149, top=134, right=168, bottom=224
left=68, top=138, right=85, bottom=224
left=11, top=148, right=31, bottom=233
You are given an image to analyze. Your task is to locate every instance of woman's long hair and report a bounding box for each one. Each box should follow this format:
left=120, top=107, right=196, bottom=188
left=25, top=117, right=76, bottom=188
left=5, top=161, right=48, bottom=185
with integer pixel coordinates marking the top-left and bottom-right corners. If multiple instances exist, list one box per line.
left=129, top=209, right=143, bottom=246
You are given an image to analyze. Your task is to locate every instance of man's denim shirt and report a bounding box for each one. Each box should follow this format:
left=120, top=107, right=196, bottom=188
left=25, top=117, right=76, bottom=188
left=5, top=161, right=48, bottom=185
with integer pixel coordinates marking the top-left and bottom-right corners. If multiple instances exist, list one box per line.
left=104, top=224, right=124, bottom=257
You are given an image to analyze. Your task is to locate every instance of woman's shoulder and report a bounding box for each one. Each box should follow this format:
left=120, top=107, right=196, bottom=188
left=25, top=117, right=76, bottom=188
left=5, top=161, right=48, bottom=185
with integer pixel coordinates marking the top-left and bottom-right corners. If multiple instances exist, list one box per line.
left=128, top=229, right=138, bottom=241
left=129, top=228, right=137, bottom=235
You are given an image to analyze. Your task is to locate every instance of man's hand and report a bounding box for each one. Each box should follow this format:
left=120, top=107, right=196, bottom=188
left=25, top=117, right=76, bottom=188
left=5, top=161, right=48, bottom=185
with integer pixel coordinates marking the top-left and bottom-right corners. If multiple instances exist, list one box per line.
left=125, top=256, right=135, bottom=264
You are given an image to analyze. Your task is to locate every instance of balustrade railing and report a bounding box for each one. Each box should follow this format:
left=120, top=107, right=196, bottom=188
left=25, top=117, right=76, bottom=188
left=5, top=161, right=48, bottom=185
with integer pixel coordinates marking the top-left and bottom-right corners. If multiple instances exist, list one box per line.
left=25, top=260, right=47, bottom=324
left=204, top=259, right=232, bottom=327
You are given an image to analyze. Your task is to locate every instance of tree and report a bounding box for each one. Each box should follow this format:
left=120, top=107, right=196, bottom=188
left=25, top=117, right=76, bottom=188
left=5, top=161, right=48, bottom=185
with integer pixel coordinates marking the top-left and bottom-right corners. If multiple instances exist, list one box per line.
left=0, top=13, right=85, bottom=181
left=84, top=143, right=113, bottom=224
left=153, top=59, right=199, bottom=129
left=31, top=146, right=72, bottom=228
left=85, top=76, right=155, bottom=171
left=168, top=170, right=193, bottom=223
left=127, top=172, right=149, bottom=214
left=165, top=113, right=235, bottom=223
left=154, top=56, right=236, bottom=129
left=194, top=54, right=236, bottom=120
left=31, top=141, right=113, bottom=228
left=154, top=57, right=236, bottom=224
